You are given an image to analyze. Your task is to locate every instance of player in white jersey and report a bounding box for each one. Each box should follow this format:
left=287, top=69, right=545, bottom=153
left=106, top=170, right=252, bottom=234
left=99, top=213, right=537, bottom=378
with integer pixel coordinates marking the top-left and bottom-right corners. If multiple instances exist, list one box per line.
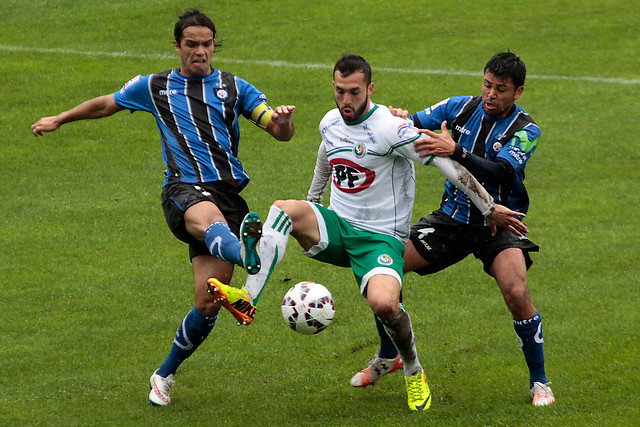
left=208, top=54, right=527, bottom=412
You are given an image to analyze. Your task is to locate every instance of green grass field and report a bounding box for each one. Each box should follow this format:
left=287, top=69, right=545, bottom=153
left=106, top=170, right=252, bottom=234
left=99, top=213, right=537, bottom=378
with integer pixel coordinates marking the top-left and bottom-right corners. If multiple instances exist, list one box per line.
left=1, top=0, right=639, bottom=425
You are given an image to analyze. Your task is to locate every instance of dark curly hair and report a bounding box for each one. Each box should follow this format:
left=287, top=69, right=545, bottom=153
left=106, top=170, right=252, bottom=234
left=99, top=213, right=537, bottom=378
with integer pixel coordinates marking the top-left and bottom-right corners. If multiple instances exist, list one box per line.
left=484, top=51, right=526, bottom=88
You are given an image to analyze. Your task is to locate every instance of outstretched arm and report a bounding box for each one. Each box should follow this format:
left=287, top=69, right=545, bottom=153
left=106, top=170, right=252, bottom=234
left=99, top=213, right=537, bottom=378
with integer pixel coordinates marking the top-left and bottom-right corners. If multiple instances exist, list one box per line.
left=31, top=94, right=124, bottom=136
left=414, top=121, right=514, bottom=185
left=430, top=156, right=528, bottom=236
left=265, top=105, right=296, bottom=141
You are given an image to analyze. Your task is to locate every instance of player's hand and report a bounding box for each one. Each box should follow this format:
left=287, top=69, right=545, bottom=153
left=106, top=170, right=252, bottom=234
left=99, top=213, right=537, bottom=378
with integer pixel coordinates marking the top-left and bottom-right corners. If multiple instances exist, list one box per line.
left=271, top=105, right=296, bottom=125
left=487, top=204, right=528, bottom=237
left=414, top=121, right=455, bottom=157
left=31, top=116, right=61, bottom=136
left=388, top=105, right=410, bottom=119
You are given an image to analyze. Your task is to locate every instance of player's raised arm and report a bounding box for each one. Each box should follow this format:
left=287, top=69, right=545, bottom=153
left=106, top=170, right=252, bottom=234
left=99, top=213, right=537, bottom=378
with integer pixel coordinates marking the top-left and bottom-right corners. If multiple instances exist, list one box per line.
left=31, top=94, right=124, bottom=136
left=265, top=104, right=296, bottom=141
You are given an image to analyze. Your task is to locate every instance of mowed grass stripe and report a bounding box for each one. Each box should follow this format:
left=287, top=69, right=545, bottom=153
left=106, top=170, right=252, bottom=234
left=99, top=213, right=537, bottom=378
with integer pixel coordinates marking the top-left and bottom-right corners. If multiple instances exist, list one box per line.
left=3, top=44, right=639, bottom=85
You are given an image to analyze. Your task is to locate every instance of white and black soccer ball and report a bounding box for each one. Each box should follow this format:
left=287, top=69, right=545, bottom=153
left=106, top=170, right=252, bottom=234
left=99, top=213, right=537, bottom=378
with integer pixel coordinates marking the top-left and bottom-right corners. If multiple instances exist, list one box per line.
left=281, top=281, right=335, bottom=335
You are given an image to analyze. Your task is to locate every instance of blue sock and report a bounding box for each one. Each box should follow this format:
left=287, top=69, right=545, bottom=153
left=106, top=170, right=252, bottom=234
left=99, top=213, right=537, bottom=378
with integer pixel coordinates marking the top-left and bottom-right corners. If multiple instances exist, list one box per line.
left=376, top=315, right=399, bottom=359
left=157, top=307, right=217, bottom=377
left=204, top=221, right=242, bottom=266
left=513, top=312, right=547, bottom=387
left=376, top=290, right=401, bottom=359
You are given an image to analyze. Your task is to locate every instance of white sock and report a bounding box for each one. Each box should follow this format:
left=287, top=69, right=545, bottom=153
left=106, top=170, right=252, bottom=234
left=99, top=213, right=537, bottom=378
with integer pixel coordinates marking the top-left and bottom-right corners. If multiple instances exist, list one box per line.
left=244, top=205, right=292, bottom=304
left=380, top=307, right=421, bottom=375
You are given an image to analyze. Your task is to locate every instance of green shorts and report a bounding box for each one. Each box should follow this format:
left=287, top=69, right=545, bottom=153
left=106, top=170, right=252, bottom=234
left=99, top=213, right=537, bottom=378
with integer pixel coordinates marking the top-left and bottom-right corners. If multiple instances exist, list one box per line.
left=304, top=202, right=405, bottom=295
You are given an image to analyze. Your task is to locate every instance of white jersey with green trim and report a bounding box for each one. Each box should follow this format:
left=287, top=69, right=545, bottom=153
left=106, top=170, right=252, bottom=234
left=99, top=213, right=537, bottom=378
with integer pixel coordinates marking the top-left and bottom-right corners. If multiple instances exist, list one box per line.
left=318, top=102, right=434, bottom=243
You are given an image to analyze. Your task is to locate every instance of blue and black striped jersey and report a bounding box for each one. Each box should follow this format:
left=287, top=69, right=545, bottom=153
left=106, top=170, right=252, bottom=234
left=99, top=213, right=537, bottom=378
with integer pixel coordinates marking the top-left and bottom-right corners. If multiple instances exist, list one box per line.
left=412, top=96, right=540, bottom=225
left=114, top=68, right=268, bottom=189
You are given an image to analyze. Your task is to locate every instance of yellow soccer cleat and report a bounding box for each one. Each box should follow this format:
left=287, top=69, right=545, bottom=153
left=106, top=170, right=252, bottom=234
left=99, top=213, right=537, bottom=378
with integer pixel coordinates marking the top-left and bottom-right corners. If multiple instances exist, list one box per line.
left=207, top=278, right=257, bottom=325
left=404, top=369, right=432, bottom=411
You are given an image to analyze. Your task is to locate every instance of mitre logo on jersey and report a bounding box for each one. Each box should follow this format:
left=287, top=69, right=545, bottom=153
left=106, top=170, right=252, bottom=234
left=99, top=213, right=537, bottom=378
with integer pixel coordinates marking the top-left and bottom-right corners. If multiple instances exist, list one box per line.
left=353, top=143, right=366, bottom=158
left=454, top=125, right=471, bottom=136
left=330, top=158, right=375, bottom=193
left=215, top=88, right=229, bottom=101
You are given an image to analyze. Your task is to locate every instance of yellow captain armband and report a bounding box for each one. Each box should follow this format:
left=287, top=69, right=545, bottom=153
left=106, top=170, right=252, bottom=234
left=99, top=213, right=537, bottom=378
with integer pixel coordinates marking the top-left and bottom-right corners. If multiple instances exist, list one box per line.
left=250, top=102, right=274, bottom=129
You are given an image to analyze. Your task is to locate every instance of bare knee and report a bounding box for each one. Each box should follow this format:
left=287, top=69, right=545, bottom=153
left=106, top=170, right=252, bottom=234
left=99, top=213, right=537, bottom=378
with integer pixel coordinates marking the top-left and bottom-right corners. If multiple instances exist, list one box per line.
left=500, top=278, right=536, bottom=319
left=367, top=292, right=400, bottom=323
left=273, top=199, right=295, bottom=212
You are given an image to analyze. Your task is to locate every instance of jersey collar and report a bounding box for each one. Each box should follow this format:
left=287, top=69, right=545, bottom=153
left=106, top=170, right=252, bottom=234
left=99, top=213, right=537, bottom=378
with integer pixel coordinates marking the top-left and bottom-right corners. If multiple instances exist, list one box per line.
left=344, top=102, right=378, bottom=125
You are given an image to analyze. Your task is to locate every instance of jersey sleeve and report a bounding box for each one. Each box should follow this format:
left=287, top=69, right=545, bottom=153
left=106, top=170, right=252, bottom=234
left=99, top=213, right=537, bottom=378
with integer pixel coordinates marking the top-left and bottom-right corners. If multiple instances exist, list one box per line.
left=306, top=140, right=331, bottom=203
left=411, top=96, right=474, bottom=130
left=113, top=74, right=154, bottom=113
left=497, top=124, right=540, bottom=174
left=236, top=76, right=270, bottom=121
left=386, top=117, right=435, bottom=166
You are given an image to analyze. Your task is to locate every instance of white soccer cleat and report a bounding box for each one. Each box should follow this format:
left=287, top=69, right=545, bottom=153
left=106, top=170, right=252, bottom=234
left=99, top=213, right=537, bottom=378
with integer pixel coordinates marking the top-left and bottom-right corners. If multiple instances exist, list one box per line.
left=149, top=370, right=175, bottom=406
left=350, top=354, right=403, bottom=387
left=531, top=381, right=555, bottom=406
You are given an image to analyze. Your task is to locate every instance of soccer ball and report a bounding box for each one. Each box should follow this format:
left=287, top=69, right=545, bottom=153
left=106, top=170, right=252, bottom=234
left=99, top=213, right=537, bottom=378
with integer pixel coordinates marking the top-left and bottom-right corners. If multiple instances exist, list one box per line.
left=281, top=281, right=335, bottom=335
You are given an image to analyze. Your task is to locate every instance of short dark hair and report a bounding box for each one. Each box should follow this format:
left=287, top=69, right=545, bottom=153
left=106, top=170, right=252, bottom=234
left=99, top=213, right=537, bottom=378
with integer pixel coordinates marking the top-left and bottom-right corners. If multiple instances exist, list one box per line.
left=484, top=51, right=526, bottom=88
left=333, top=54, right=372, bottom=85
left=174, top=8, right=217, bottom=44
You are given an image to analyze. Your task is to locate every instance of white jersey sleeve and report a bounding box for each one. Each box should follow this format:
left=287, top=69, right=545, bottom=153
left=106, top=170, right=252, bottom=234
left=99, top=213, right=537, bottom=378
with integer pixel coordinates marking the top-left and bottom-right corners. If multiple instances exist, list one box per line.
left=307, top=141, right=331, bottom=204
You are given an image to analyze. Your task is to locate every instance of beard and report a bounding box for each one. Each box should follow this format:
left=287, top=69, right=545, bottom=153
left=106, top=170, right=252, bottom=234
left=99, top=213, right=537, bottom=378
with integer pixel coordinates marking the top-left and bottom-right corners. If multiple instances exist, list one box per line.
left=337, top=94, right=369, bottom=122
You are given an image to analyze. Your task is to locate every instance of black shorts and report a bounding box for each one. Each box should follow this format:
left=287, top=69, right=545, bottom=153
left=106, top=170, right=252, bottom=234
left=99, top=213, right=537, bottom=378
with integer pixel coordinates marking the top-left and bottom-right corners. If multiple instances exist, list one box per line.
left=161, top=181, right=249, bottom=259
left=409, top=209, right=540, bottom=276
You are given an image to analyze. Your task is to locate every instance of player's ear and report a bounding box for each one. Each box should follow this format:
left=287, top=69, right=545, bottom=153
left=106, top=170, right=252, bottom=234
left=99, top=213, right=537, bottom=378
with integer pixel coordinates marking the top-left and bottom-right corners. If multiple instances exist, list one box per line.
left=514, top=85, right=524, bottom=100
left=368, top=82, right=374, bottom=96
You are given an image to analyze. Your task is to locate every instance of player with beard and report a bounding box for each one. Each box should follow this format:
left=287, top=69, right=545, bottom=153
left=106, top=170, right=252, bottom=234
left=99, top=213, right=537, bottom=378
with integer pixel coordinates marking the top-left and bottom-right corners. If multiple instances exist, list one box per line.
left=341, top=51, right=555, bottom=407
left=209, top=53, right=528, bottom=411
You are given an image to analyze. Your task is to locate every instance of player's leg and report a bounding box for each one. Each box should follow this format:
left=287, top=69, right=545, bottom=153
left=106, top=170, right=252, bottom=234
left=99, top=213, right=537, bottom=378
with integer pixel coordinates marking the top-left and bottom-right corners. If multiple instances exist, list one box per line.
left=163, top=182, right=261, bottom=274
left=366, top=274, right=431, bottom=411
left=350, top=311, right=404, bottom=388
left=353, top=213, right=468, bottom=388
left=186, top=201, right=261, bottom=274
left=150, top=255, right=231, bottom=406
left=490, top=247, right=554, bottom=406
left=243, top=200, right=320, bottom=304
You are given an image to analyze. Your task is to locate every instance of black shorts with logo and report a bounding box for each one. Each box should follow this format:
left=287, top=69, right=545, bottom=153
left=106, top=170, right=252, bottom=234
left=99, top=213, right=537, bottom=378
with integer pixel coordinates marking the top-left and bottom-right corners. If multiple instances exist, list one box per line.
left=409, top=209, right=539, bottom=276
left=161, top=181, right=249, bottom=259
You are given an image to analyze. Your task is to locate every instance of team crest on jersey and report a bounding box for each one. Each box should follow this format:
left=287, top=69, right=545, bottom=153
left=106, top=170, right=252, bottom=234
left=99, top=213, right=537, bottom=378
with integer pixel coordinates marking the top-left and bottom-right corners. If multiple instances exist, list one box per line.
left=330, top=158, right=375, bottom=193
left=120, top=75, right=142, bottom=93
left=215, top=88, right=229, bottom=101
left=353, top=143, right=366, bottom=158
left=377, top=254, right=393, bottom=266
left=493, top=141, right=503, bottom=152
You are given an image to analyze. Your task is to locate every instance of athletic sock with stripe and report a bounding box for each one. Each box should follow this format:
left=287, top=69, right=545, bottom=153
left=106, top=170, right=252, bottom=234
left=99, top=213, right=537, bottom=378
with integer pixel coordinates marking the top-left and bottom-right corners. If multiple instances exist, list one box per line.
left=514, top=312, right=548, bottom=387
left=244, top=205, right=291, bottom=304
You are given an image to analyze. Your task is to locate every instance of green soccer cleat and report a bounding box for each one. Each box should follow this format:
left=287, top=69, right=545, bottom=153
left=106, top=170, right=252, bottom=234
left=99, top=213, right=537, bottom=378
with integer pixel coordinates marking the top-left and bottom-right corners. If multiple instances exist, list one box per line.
left=207, top=278, right=257, bottom=325
left=240, top=212, right=262, bottom=275
left=405, top=369, right=432, bottom=411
